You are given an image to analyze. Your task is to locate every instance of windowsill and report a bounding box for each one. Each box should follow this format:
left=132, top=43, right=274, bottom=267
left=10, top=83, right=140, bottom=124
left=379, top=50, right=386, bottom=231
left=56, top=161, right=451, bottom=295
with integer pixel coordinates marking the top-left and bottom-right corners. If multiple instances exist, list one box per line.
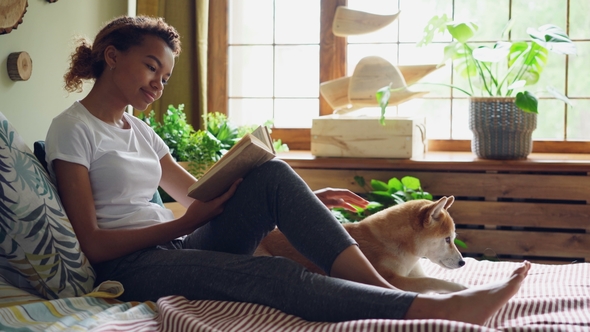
left=277, top=150, right=590, bottom=173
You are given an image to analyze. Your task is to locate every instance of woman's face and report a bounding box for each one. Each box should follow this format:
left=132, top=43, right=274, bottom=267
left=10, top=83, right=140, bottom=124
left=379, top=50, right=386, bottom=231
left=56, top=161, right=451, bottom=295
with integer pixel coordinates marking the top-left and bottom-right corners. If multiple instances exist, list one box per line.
left=110, top=34, right=175, bottom=111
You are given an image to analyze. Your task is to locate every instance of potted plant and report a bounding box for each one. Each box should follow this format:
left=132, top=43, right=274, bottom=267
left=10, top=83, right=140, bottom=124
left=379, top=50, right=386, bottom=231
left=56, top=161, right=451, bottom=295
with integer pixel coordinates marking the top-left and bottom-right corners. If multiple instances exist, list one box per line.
left=142, top=105, right=289, bottom=201
left=378, top=15, right=576, bottom=160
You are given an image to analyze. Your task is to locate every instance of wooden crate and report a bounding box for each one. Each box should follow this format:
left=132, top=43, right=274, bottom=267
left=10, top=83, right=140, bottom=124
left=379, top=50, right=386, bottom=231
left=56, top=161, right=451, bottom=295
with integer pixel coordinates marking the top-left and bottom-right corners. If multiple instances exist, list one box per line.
left=310, top=115, right=426, bottom=159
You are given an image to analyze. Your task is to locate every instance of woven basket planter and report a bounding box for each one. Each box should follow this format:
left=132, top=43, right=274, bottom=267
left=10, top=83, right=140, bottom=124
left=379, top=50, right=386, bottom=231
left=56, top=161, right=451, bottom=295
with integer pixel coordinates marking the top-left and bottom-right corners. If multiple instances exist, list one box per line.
left=469, top=97, right=537, bottom=160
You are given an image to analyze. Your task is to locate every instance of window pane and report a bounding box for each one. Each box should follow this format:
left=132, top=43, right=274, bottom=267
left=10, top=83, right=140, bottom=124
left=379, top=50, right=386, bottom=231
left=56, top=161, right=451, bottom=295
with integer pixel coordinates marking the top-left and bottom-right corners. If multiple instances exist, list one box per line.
left=568, top=42, right=590, bottom=98
left=398, top=99, right=452, bottom=139
left=275, top=0, right=319, bottom=44
left=454, top=0, right=509, bottom=42
left=567, top=100, right=590, bottom=140
left=533, top=99, right=566, bottom=140
left=511, top=0, right=567, bottom=40
left=229, top=0, right=273, bottom=44
left=399, top=43, right=451, bottom=97
left=275, top=45, right=319, bottom=97
left=228, top=98, right=274, bottom=127
left=274, top=99, right=318, bottom=128
left=569, top=0, right=590, bottom=40
left=524, top=46, right=568, bottom=97
left=229, top=46, right=273, bottom=97
left=398, top=0, right=452, bottom=43
left=452, top=99, right=471, bottom=139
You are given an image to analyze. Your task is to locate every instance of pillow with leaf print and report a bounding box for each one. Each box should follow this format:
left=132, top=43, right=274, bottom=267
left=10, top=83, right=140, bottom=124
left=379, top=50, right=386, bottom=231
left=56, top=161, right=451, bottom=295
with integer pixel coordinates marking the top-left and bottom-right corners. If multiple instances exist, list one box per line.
left=0, top=111, right=95, bottom=299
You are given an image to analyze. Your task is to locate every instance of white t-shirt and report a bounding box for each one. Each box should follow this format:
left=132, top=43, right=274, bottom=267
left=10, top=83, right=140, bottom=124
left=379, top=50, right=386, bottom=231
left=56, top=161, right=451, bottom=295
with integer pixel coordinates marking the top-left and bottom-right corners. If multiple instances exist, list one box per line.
left=45, top=101, right=175, bottom=229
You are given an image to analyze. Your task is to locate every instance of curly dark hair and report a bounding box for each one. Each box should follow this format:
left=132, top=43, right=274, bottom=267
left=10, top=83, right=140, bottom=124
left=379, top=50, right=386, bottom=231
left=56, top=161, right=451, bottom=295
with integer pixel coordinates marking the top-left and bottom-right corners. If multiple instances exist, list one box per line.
left=64, top=16, right=181, bottom=93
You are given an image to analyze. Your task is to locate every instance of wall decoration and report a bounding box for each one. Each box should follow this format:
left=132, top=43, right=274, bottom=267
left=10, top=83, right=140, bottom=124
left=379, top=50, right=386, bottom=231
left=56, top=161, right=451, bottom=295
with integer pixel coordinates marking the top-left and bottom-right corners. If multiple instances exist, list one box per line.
left=7, top=51, right=33, bottom=81
left=0, top=0, right=28, bottom=35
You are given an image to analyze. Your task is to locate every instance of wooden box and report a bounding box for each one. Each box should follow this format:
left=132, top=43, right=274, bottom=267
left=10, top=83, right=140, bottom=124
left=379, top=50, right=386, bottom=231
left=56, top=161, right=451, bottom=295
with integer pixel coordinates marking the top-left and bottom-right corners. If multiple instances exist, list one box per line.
left=310, top=115, right=426, bottom=159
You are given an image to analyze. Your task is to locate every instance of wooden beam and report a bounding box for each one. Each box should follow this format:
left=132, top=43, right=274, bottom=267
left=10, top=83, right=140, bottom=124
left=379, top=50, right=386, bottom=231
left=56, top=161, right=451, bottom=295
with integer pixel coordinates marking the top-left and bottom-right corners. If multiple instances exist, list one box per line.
left=208, top=0, right=228, bottom=116
left=320, top=0, right=347, bottom=116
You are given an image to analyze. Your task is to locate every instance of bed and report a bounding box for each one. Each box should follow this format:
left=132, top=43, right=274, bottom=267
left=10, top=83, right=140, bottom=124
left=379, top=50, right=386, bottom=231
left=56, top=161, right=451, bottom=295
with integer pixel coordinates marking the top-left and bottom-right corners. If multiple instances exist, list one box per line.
left=0, top=258, right=589, bottom=331
left=1, top=111, right=589, bottom=331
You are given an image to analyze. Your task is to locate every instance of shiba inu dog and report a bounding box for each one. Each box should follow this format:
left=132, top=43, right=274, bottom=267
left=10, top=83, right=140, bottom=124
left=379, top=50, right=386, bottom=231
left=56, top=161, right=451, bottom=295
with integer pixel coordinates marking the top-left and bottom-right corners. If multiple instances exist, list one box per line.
left=254, top=196, right=467, bottom=294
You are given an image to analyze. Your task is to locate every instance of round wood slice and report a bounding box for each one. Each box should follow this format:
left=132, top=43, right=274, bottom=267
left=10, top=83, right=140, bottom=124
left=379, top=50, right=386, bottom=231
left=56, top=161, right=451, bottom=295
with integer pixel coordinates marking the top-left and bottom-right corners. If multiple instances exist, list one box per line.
left=0, top=0, right=28, bottom=35
left=7, top=51, right=33, bottom=81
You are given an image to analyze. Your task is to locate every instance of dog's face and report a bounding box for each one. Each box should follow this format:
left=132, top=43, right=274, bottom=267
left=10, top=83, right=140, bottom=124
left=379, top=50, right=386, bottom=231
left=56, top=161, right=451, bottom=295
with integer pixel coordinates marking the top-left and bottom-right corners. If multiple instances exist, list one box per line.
left=417, top=196, right=465, bottom=269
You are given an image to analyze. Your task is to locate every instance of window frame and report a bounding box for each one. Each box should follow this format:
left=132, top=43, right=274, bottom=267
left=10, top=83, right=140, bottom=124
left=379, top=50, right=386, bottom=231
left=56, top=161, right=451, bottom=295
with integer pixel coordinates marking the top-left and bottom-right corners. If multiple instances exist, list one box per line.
left=208, top=0, right=590, bottom=153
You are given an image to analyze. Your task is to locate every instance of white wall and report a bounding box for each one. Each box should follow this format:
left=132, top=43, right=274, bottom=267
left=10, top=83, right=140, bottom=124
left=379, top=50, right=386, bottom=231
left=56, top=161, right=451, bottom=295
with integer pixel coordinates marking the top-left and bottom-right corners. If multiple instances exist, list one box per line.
left=0, top=0, right=127, bottom=147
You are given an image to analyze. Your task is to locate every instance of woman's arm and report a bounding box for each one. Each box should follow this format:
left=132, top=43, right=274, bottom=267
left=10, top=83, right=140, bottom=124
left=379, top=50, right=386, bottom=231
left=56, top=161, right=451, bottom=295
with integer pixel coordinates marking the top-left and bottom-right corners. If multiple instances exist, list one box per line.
left=53, top=158, right=239, bottom=264
left=158, top=153, right=198, bottom=208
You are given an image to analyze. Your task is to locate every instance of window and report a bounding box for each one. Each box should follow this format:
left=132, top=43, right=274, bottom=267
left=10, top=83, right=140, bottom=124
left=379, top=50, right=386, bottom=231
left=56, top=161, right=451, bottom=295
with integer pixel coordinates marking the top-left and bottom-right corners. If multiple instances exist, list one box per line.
left=213, top=0, right=590, bottom=151
left=227, top=0, right=320, bottom=128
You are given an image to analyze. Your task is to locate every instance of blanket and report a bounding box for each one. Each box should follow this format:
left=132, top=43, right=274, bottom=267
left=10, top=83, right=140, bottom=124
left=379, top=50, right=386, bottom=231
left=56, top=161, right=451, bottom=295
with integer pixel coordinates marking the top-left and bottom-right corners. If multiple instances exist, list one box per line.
left=1, top=258, right=588, bottom=332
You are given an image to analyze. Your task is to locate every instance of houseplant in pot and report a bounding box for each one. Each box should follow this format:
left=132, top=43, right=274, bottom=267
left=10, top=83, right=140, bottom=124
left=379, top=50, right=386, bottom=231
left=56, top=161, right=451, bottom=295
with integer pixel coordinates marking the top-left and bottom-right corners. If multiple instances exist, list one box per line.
left=378, top=15, right=576, bottom=160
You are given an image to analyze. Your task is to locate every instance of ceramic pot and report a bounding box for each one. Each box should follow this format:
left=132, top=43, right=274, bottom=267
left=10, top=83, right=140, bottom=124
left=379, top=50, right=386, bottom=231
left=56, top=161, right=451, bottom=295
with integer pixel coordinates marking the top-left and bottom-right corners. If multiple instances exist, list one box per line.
left=469, top=97, right=537, bottom=160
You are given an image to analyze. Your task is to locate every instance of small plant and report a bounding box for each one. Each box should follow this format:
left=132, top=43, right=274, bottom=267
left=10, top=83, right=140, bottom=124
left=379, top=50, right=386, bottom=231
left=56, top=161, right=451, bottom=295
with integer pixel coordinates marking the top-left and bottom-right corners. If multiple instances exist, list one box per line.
left=331, top=175, right=433, bottom=223
left=141, top=104, right=194, bottom=162
left=377, top=16, right=576, bottom=123
left=204, top=112, right=241, bottom=157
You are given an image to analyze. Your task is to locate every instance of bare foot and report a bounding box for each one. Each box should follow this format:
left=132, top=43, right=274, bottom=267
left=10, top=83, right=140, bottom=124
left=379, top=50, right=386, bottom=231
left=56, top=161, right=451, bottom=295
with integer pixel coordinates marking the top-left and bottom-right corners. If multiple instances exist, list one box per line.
left=404, top=261, right=531, bottom=325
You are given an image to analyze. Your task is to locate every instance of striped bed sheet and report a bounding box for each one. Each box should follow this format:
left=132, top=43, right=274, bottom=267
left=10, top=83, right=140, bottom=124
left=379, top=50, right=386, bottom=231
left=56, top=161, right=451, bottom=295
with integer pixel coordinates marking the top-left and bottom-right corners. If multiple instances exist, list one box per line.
left=0, top=257, right=588, bottom=332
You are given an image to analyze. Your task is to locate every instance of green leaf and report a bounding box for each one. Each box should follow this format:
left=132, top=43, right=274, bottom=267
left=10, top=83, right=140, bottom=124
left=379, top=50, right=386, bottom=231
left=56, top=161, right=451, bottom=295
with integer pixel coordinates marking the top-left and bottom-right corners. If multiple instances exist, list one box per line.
left=505, top=42, right=546, bottom=90
left=528, top=24, right=576, bottom=55
left=519, top=69, right=541, bottom=86
left=507, top=41, right=530, bottom=68
left=370, top=179, right=389, bottom=191
left=506, top=80, right=526, bottom=90
left=472, top=42, right=511, bottom=63
left=411, top=191, right=433, bottom=200
left=354, top=175, right=366, bottom=188
left=387, top=177, right=403, bottom=191
left=365, top=201, right=383, bottom=209
left=546, top=86, right=574, bottom=107
left=417, top=14, right=450, bottom=47
left=454, top=238, right=468, bottom=249
left=446, top=21, right=478, bottom=43
left=515, top=91, right=538, bottom=113
left=367, top=191, right=396, bottom=205
left=445, top=43, right=477, bottom=79
left=376, top=86, right=391, bottom=125
left=500, top=19, right=516, bottom=40
left=401, top=176, right=421, bottom=190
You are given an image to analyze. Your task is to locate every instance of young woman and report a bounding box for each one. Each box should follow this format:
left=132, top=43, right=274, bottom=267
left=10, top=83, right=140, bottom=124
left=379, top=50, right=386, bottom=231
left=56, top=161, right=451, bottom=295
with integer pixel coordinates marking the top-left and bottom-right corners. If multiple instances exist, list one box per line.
left=46, top=15, right=530, bottom=325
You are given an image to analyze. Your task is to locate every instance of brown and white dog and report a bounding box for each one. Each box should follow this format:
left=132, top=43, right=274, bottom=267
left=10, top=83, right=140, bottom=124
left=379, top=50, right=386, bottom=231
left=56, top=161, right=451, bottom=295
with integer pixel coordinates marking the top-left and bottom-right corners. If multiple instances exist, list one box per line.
left=254, top=196, right=467, bottom=294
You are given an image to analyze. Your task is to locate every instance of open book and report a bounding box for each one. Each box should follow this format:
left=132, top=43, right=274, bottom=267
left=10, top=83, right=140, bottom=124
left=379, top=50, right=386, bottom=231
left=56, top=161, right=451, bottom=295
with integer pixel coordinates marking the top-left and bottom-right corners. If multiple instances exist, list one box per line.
left=187, top=125, right=276, bottom=202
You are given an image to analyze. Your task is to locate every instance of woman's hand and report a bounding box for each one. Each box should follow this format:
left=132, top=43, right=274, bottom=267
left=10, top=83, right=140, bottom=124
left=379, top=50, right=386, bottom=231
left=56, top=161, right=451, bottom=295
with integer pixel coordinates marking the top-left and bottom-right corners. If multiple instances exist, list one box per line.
left=313, top=187, right=369, bottom=212
left=177, top=178, right=242, bottom=233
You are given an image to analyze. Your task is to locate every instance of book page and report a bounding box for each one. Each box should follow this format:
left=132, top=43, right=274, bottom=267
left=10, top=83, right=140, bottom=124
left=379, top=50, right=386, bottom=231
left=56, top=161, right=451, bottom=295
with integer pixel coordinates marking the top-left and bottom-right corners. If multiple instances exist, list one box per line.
left=250, top=125, right=275, bottom=154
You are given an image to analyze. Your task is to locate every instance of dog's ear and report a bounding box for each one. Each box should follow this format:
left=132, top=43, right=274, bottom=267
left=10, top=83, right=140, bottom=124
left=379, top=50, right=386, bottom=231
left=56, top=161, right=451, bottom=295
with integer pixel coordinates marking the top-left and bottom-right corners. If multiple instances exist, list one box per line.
left=444, top=195, right=455, bottom=209
left=425, top=196, right=448, bottom=226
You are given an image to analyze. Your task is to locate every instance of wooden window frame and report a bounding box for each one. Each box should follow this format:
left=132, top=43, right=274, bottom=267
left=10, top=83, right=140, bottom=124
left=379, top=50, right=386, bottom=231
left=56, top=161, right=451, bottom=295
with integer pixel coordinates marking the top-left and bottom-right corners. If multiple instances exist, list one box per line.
left=208, top=0, right=590, bottom=153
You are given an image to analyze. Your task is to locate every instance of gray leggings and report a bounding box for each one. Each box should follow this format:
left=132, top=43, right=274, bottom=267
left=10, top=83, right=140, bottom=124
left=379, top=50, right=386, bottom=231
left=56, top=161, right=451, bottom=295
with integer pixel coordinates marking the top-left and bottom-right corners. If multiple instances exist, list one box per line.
left=93, top=159, right=417, bottom=322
